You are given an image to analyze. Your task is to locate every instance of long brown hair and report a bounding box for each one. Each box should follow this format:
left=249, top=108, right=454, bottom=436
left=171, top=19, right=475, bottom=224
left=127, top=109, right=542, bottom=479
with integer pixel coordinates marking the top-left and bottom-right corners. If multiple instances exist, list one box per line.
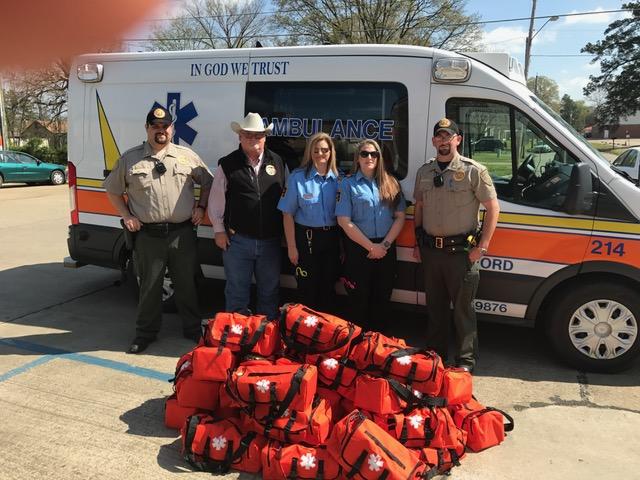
left=351, top=139, right=401, bottom=206
left=300, top=132, right=338, bottom=177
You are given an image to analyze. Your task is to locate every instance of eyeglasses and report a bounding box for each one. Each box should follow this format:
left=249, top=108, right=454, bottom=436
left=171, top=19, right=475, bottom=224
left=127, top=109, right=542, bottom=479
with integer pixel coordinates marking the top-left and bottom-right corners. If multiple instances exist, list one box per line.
left=359, top=150, right=380, bottom=159
left=433, top=172, right=444, bottom=187
left=313, top=148, right=330, bottom=154
left=154, top=160, right=167, bottom=175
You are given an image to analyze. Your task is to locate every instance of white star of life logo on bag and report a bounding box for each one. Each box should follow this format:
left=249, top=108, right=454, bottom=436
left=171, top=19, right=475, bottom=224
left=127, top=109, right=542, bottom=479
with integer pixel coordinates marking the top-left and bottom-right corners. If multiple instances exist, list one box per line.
left=300, top=452, right=317, bottom=470
left=395, top=355, right=412, bottom=366
left=256, top=379, right=270, bottom=393
left=231, top=324, right=243, bottom=335
left=408, top=414, right=424, bottom=429
left=367, top=453, right=384, bottom=472
left=304, top=315, right=319, bottom=327
left=212, top=435, right=227, bottom=451
left=323, top=358, right=339, bottom=370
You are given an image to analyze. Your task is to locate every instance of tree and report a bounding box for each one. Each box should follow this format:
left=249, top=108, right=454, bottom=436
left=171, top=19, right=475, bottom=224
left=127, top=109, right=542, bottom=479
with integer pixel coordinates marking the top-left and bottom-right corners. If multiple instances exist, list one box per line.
left=527, top=75, right=560, bottom=111
left=558, top=94, right=592, bottom=131
left=271, top=0, right=482, bottom=50
left=582, top=2, right=640, bottom=123
left=151, top=0, right=269, bottom=50
left=3, top=60, right=69, bottom=142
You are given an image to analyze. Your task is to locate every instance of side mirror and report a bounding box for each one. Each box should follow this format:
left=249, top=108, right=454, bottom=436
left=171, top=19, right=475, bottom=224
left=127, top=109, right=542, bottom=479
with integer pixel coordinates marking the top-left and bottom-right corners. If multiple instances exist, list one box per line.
left=564, top=163, right=593, bottom=214
left=36, top=159, right=41, bottom=165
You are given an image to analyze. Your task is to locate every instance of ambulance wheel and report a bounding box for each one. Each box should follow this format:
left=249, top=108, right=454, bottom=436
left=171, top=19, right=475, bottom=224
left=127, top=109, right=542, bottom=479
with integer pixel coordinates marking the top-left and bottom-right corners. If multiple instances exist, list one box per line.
left=0, top=174, right=3, bottom=188
left=126, top=253, right=177, bottom=312
left=50, top=170, right=66, bottom=185
left=547, top=282, right=640, bottom=373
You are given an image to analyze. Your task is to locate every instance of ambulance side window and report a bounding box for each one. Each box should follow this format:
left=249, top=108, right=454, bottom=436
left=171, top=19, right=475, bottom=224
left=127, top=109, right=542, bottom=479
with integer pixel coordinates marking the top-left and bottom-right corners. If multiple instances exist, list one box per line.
left=245, top=82, right=409, bottom=179
left=447, top=98, right=590, bottom=212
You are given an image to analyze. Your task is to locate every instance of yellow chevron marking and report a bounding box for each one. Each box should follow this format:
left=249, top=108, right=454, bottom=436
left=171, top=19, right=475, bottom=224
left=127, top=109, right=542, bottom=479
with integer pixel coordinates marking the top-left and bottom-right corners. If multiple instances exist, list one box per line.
left=97, top=92, right=121, bottom=171
left=78, top=178, right=104, bottom=188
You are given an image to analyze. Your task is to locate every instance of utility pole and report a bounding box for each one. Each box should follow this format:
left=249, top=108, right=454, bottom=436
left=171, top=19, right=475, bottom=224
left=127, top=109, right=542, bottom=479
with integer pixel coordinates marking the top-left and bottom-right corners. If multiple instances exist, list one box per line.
left=524, top=0, right=537, bottom=80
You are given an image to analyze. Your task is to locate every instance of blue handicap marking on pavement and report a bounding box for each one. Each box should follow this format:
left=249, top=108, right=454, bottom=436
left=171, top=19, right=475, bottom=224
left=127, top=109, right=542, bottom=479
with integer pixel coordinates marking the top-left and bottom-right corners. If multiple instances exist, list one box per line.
left=0, top=338, right=172, bottom=383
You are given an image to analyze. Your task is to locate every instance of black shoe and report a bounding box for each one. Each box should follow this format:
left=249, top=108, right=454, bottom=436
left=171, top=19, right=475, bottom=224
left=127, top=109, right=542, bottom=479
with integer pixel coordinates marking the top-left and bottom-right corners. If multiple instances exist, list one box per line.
left=127, top=336, right=155, bottom=354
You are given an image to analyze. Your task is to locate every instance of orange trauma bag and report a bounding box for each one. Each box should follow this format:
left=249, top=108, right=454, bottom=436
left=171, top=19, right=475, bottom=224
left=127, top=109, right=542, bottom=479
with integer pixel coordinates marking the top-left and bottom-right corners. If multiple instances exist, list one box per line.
left=348, top=332, right=406, bottom=370
left=450, top=398, right=514, bottom=452
left=181, top=415, right=266, bottom=474
left=164, top=393, right=201, bottom=430
left=225, top=361, right=318, bottom=420
left=354, top=375, right=446, bottom=415
left=241, top=396, right=332, bottom=446
left=203, top=312, right=280, bottom=357
left=191, top=345, right=237, bottom=382
left=438, top=367, right=473, bottom=406
left=316, top=356, right=359, bottom=400
left=370, top=406, right=467, bottom=451
left=419, top=446, right=466, bottom=476
left=279, top=303, right=362, bottom=359
left=172, top=351, right=220, bottom=410
left=262, top=441, right=342, bottom=480
left=326, top=410, right=437, bottom=480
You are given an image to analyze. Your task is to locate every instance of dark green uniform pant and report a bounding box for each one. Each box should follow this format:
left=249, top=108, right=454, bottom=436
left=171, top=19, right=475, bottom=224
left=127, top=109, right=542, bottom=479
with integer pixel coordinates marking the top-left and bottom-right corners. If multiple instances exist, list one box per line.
left=421, top=247, right=480, bottom=368
left=134, top=223, right=200, bottom=340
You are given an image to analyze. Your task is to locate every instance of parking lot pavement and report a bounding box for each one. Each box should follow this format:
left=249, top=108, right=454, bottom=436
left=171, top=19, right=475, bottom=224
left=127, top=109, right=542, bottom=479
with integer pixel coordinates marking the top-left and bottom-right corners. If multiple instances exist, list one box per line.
left=1, top=185, right=640, bottom=479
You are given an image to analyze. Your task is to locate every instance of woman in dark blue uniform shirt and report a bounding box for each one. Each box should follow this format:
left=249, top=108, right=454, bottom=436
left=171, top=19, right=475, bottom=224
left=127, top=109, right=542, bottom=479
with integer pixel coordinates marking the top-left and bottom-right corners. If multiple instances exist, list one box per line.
left=278, top=132, right=340, bottom=311
left=336, top=139, right=406, bottom=331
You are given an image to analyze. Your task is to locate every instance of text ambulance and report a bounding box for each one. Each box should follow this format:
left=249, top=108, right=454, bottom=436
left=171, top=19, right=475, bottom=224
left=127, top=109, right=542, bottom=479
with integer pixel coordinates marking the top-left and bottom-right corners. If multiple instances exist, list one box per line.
left=66, top=45, right=640, bottom=372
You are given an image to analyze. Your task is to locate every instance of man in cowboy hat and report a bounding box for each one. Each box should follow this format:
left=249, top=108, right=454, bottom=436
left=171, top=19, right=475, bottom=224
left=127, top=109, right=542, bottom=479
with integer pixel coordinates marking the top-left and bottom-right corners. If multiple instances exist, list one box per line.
left=104, top=106, right=213, bottom=354
left=208, top=112, right=286, bottom=319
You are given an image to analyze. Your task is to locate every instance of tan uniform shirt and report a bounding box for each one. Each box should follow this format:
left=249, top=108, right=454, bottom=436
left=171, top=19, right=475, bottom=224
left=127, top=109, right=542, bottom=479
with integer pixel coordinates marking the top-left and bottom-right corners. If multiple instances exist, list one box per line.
left=414, top=153, right=496, bottom=237
left=103, top=142, right=213, bottom=224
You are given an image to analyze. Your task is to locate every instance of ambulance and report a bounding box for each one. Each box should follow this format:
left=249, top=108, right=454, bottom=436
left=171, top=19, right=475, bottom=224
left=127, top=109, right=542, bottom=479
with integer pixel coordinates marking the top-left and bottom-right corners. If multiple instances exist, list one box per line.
left=65, top=44, right=640, bottom=372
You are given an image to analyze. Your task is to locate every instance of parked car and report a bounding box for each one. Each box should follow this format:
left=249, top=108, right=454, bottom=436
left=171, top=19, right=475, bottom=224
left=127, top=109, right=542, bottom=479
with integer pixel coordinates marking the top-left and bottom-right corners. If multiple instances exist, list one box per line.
left=612, top=147, right=640, bottom=181
left=472, top=137, right=506, bottom=151
left=529, top=143, right=553, bottom=153
left=0, top=150, right=67, bottom=187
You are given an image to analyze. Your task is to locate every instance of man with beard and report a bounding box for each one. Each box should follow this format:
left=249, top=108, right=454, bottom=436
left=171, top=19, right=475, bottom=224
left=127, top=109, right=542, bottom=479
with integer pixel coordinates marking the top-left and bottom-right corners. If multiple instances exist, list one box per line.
left=104, top=106, right=212, bottom=354
left=413, top=118, right=499, bottom=373
left=208, top=113, right=285, bottom=320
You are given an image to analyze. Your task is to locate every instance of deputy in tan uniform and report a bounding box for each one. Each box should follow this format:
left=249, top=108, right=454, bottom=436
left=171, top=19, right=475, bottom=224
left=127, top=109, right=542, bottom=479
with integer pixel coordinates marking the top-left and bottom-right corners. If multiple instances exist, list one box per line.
left=413, top=118, right=500, bottom=372
left=104, top=106, right=213, bottom=354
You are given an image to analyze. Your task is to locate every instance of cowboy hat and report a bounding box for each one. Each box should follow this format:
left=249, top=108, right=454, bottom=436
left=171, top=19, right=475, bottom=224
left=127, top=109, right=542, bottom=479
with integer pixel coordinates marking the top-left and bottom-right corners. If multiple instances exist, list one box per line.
left=230, top=112, right=273, bottom=135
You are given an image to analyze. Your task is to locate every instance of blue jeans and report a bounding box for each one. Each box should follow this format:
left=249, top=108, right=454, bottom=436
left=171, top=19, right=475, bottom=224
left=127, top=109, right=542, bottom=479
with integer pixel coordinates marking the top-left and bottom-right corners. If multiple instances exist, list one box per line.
left=222, top=233, right=282, bottom=319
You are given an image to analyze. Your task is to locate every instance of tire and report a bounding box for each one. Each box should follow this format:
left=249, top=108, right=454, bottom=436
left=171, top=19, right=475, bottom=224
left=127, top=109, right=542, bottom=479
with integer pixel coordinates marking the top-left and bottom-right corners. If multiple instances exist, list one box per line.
left=126, top=253, right=177, bottom=313
left=50, top=170, right=66, bottom=185
left=546, top=281, right=640, bottom=372
left=0, top=174, right=3, bottom=188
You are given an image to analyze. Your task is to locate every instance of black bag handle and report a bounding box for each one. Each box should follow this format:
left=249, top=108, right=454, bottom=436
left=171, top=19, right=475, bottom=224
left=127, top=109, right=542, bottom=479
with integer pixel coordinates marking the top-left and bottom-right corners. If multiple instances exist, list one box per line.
left=486, top=407, right=515, bottom=432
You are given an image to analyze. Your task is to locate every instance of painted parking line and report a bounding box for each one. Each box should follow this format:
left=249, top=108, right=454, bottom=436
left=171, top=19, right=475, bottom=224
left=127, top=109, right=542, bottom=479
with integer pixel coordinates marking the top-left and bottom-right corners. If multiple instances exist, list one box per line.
left=0, top=338, right=172, bottom=383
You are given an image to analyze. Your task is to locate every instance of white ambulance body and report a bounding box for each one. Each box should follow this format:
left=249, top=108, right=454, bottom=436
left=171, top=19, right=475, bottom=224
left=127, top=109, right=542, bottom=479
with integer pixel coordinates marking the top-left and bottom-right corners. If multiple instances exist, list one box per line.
left=66, top=45, right=640, bottom=372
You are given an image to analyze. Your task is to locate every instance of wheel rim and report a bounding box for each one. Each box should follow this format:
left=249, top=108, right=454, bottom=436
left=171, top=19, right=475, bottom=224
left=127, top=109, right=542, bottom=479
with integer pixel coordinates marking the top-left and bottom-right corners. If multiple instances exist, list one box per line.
left=52, top=171, right=64, bottom=184
left=568, top=299, right=638, bottom=360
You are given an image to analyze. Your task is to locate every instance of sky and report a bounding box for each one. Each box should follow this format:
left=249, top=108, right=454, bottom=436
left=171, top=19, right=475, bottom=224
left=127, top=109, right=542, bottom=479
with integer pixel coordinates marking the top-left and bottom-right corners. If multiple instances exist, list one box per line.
left=466, top=0, right=631, bottom=102
left=126, top=0, right=631, bottom=103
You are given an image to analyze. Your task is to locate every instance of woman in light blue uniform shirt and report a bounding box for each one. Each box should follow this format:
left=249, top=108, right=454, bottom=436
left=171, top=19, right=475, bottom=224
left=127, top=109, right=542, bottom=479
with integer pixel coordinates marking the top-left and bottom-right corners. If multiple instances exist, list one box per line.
left=336, top=139, right=406, bottom=331
left=278, top=132, right=340, bottom=311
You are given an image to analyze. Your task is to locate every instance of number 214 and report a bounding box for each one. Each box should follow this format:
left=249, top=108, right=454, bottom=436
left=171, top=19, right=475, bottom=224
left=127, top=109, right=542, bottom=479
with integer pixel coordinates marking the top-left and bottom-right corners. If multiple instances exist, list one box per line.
left=590, top=240, right=626, bottom=257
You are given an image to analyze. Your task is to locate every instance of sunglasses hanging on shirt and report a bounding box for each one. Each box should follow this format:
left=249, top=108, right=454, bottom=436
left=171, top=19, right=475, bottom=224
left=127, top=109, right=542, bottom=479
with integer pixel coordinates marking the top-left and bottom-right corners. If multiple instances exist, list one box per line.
left=154, top=160, right=167, bottom=175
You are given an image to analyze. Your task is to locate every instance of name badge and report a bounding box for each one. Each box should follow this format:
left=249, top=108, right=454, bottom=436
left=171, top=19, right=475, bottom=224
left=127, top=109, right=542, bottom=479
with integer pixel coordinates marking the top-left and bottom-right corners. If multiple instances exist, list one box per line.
left=266, top=165, right=276, bottom=176
left=303, top=193, right=314, bottom=200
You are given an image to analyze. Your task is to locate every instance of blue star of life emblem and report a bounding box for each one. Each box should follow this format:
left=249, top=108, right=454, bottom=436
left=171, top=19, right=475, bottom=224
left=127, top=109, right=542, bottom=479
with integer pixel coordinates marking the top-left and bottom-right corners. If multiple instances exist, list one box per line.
left=152, top=92, right=198, bottom=145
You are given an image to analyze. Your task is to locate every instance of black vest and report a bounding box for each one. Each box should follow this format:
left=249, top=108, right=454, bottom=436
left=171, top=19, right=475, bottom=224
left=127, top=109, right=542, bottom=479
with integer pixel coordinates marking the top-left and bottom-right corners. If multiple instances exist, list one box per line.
left=219, top=147, right=285, bottom=239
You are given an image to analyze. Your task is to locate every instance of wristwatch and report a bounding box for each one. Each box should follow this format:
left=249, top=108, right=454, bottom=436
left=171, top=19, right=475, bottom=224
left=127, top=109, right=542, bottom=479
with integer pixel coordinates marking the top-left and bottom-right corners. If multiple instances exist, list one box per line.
left=479, top=247, right=488, bottom=255
left=383, top=240, right=391, bottom=250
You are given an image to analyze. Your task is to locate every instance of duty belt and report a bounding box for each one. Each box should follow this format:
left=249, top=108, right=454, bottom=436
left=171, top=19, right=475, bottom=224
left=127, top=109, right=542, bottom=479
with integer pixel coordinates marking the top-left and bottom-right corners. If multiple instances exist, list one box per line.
left=424, top=232, right=472, bottom=249
left=141, top=220, right=192, bottom=234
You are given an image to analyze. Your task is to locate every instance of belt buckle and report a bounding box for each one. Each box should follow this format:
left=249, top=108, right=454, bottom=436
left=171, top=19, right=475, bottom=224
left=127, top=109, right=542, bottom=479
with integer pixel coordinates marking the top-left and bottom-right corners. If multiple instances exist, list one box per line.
left=435, top=236, right=444, bottom=249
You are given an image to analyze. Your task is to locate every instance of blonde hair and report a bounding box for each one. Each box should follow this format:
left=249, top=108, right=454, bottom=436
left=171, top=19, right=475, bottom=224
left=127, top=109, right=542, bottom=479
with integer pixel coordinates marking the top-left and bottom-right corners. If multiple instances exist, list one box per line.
left=352, top=139, right=401, bottom=206
left=300, top=132, right=338, bottom=177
